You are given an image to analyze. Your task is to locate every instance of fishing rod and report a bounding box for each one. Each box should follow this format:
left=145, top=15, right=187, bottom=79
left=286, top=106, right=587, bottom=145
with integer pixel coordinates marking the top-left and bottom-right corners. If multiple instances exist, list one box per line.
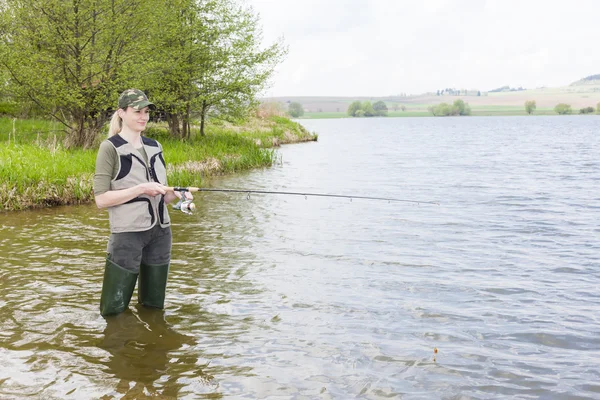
left=168, top=186, right=439, bottom=213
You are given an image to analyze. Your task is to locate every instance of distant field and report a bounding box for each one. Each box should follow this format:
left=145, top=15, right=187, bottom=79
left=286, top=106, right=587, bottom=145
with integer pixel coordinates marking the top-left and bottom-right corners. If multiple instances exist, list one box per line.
left=268, top=83, right=600, bottom=119
left=302, top=105, right=560, bottom=119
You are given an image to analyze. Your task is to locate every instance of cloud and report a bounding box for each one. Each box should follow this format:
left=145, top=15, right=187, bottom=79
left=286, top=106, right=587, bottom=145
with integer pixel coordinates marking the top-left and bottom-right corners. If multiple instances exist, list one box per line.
left=249, top=0, right=600, bottom=96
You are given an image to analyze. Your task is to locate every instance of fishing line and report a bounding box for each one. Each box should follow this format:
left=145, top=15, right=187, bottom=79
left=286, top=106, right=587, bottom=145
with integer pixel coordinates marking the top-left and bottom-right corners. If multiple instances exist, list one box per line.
left=168, top=187, right=439, bottom=213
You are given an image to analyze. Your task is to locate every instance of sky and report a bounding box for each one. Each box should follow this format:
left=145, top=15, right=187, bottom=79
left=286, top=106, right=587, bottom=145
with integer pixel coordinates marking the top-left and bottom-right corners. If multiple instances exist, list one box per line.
left=247, top=0, right=600, bottom=97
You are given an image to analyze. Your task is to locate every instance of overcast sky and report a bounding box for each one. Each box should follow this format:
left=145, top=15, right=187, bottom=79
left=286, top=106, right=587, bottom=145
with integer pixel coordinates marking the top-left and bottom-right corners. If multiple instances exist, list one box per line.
left=247, top=0, right=600, bottom=97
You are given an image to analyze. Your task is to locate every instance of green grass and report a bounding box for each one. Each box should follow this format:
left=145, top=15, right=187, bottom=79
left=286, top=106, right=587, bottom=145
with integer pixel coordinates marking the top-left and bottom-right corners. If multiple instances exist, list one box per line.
left=0, top=116, right=316, bottom=211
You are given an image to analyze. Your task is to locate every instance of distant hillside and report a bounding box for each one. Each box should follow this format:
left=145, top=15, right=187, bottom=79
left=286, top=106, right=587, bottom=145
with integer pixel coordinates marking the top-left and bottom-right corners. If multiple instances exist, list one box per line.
left=570, top=74, right=600, bottom=86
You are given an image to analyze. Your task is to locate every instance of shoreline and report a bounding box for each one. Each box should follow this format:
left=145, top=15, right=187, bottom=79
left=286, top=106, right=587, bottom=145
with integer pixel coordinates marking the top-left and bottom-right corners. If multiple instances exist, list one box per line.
left=0, top=116, right=317, bottom=212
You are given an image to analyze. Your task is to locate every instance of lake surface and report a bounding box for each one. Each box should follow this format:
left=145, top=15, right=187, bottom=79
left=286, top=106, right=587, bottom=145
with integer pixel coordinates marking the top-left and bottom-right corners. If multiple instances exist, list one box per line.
left=1, top=116, right=599, bottom=399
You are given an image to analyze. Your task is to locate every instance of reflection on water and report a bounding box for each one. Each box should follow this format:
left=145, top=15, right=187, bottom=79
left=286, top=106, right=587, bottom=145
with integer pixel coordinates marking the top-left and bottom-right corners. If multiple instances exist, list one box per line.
left=1, top=116, right=600, bottom=399
left=98, top=306, right=201, bottom=399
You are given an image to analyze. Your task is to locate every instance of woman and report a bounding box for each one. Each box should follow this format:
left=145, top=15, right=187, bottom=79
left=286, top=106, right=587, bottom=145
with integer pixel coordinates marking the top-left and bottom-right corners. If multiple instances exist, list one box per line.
left=94, top=88, right=191, bottom=316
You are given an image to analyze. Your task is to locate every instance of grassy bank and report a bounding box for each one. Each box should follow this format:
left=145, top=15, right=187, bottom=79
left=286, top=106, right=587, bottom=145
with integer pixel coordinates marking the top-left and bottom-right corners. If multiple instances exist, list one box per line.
left=0, top=116, right=317, bottom=211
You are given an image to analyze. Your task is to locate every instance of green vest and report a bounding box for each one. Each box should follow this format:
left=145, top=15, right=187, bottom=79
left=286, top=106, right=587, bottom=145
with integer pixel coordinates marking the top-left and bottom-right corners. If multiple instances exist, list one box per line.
left=106, top=135, right=170, bottom=233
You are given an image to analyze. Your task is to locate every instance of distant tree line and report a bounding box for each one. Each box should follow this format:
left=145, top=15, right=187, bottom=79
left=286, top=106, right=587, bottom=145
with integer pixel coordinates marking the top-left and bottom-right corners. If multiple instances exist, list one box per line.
left=489, top=86, right=526, bottom=93
left=436, top=88, right=481, bottom=96
left=0, top=0, right=286, bottom=147
left=347, top=101, right=388, bottom=117
left=428, top=99, right=471, bottom=116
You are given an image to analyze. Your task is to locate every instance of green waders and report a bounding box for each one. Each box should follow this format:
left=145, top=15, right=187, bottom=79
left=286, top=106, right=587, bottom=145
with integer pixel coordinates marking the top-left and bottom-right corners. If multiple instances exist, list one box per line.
left=100, top=258, right=138, bottom=316
left=138, top=262, right=170, bottom=309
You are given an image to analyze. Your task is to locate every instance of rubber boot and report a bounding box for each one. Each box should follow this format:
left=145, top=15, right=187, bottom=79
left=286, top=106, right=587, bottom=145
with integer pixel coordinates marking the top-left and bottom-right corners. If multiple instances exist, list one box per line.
left=138, top=262, right=170, bottom=309
left=100, top=258, right=139, bottom=316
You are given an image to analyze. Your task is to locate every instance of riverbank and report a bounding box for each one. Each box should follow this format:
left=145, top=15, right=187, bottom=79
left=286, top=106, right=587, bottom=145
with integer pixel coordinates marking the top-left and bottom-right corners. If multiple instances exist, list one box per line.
left=0, top=116, right=317, bottom=211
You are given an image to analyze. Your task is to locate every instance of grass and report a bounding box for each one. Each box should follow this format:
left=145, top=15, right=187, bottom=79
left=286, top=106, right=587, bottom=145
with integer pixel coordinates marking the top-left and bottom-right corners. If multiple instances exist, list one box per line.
left=0, top=116, right=317, bottom=211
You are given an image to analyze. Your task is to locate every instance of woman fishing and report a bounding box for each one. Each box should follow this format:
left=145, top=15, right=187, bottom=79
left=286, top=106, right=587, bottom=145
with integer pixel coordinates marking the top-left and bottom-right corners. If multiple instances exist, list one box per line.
left=93, top=89, right=192, bottom=316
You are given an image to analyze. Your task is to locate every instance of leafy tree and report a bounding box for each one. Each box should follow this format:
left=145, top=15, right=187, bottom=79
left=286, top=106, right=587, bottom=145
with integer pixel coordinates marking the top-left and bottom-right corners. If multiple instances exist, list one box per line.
left=372, top=101, right=388, bottom=116
left=400, top=105, right=406, bottom=112
left=597, top=102, right=600, bottom=114
left=288, top=102, right=303, bottom=117
left=144, top=0, right=286, bottom=138
left=554, top=103, right=572, bottom=115
left=428, top=100, right=470, bottom=116
left=525, top=100, right=536, bottom=115
left=0, top=0, right=159, bottom=147
left=579, top=106, right=594, bottom=114
left=361, top=101, right=375, bottom=117
left=347, top=101, right=361, bottom=117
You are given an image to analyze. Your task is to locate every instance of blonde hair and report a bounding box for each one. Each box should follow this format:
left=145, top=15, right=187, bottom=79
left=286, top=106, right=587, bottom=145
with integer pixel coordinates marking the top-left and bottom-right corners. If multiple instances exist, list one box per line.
left=107, top=111, right=122, bottom=137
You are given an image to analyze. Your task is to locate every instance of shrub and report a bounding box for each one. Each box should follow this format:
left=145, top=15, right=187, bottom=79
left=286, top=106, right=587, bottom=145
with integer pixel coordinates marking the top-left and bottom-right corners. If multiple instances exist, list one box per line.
left=288, top=102, right=304, bottom=118
left=525, top=100, right=536, bottom=114
left=554, top=103, right=572, bottom=115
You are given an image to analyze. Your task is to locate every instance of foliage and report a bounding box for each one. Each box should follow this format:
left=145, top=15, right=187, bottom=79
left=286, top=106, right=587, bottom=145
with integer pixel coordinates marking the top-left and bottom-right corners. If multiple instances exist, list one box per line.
left=554, top=103, right=572, bottom=115
left=347, top=100, right=387, bottom=117
left=428, top=99, right=471, bottom=116
left=579, top=106, right=594, bottom=114
left=361, top=101, right=375, bottom=116
left=347, top=101, right=362, bottom=117
left=524, top=100, right=536, bottom=114
left=489, top=85, right=525, bottom=93
left=597, top=102, right=600, bottom=114
left=372, top=101, right=388, bottom=116
left=0, top=0, right=159, bottom=148
left=0, top=0, right=286, bottom=146
left=288, top=102, right=304, bottom=118
left=144, top=0, right=286, bottom=138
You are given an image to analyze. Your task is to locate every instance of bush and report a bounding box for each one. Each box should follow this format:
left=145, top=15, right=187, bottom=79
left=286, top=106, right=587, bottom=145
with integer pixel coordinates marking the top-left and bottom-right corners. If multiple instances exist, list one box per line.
left=372, top=101, right=388, bottom=116
left=428, top=100, right=470, bottom=116
left=347, top=101, right=362, bottom=117
left=579, top=107, right=595, bottom=114
left=554, top=103, right=572, bottom=115
left=524, top=100, right=536, bottom=115
left=288, top=102, right=304, bottom=118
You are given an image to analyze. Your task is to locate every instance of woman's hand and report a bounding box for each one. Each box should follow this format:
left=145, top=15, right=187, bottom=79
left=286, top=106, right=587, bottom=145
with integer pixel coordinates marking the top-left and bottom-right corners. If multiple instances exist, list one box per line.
left=164, top=187, right=193, bottom=204
left=138, top=182, right=167, bottom=197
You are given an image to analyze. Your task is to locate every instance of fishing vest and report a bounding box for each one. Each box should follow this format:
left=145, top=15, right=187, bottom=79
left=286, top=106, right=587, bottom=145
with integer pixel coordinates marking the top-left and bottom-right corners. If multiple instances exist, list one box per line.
left=106, top=135, right=171, bottom=233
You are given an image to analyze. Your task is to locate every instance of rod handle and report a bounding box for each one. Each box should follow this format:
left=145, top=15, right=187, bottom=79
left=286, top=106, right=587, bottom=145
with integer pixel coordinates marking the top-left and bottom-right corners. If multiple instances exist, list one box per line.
left=167, top=186, right=200, bottom=193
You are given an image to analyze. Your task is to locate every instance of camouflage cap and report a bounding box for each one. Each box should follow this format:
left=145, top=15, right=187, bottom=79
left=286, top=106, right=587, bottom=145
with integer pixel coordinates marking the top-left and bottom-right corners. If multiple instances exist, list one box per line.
left=118, top=88, right=155, bottom=110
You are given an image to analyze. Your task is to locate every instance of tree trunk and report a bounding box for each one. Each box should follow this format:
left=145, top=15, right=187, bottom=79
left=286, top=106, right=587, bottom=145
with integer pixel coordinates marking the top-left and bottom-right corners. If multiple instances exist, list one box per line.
left=199, top=100, right=207, bottom=136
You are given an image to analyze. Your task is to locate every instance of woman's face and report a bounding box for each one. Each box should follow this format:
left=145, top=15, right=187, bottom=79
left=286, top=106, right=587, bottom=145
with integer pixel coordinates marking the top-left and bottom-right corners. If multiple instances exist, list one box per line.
left=118, top=106, right=150, bottom=133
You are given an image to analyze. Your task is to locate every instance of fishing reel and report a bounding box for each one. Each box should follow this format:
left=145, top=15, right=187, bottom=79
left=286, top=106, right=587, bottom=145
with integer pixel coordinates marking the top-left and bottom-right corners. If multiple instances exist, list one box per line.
left=172, top=189, right=196, bottom=214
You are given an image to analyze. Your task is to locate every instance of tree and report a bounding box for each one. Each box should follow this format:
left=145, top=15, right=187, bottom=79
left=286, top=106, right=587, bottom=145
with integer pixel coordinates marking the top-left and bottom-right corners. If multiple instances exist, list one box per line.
left=144, top=0, right=286, bottom=138
left=372, top=101, right=388, bottom=116
left=361, top=101, right=375, bottom=117
left=554, top=103, right=572, bottom=115
left=597, top=102, right=600, bottom=114
left=428, top=100, right=470, bottom=116
left=347, top=101, right=361, bottom=117
left=288, top=102, right=303, bottom=118
left=0, top=0, right=159, bottom=148
left=525, top=100, right=536, bottom=115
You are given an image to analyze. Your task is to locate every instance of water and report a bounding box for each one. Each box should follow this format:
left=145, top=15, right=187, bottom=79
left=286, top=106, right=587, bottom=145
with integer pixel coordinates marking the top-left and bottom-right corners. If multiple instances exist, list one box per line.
left=1, top=116, right=599, bottom=399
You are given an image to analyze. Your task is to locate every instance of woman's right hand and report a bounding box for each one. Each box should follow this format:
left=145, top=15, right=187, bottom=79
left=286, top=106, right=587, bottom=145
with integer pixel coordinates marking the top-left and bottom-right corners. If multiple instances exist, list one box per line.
left=138, top=182, right=167, bottom=197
